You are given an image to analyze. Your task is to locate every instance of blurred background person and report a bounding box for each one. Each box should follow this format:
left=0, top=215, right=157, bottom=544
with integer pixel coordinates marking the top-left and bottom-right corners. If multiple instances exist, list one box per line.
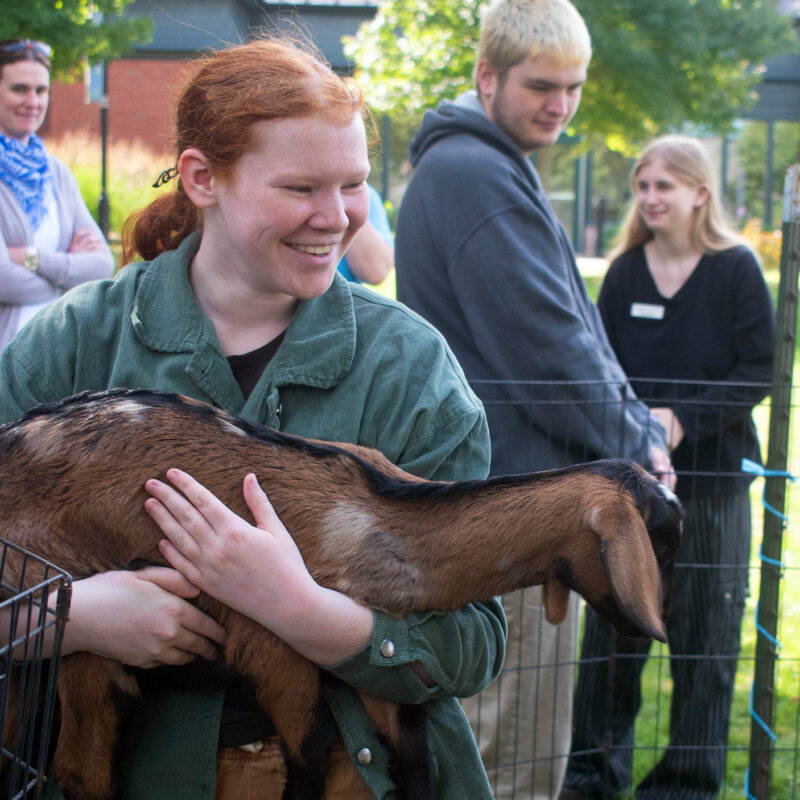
left=337, top=182, right=394, bottom=285
left=561, top=134, right=774, bottom=800
left=0, top=38, right=113, bottom=351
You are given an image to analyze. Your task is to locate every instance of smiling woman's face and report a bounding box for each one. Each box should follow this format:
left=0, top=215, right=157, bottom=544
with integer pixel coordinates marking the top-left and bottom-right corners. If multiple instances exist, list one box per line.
left=199, top=114, right=371, bottom=302
left=0, top=60, right=50, bottom=142
left=634, top=158, right=707, bottom=236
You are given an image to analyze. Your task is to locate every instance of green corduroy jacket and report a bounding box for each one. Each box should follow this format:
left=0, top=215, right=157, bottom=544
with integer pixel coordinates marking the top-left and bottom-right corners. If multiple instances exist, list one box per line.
left=0, top=233, right=505, bottom=799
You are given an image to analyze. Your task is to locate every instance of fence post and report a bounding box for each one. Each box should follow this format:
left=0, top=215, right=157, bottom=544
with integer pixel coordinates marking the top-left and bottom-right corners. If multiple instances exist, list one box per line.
left=747, top=164, right=800, bottom=799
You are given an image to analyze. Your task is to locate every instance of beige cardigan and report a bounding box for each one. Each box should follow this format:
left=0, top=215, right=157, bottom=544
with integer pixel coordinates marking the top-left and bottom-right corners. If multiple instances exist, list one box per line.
left=0, top=153, right=114, bottom=350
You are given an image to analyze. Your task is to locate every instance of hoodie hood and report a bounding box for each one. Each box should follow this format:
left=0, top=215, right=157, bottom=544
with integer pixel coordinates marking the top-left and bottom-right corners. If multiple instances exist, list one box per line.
left=409, top=93, right=534, bottom=179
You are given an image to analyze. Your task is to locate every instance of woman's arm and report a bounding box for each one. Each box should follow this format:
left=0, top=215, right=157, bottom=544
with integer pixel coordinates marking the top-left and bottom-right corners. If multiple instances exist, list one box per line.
left=35, top=166, right=115, bottom=290
left=3, top=566, right=228, bottom=668
left=62, top=566, right=229, bottom=667
left=145, top=470, right=375, bottom=666
left=0, top=233, right=61, bottom=304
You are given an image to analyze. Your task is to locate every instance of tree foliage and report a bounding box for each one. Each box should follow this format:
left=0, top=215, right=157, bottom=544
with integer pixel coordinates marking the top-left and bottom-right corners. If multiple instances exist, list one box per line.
left=0, top=0, right=151, bottom=79
left=344, top=0, right=797, bottom=152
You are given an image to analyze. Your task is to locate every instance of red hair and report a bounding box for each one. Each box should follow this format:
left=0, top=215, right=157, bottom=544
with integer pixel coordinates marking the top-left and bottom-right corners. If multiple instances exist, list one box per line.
left=122, top=37, right=364, bottom=264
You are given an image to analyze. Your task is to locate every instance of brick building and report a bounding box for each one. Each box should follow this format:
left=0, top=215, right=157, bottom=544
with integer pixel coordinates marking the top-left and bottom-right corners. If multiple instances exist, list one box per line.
left=43, top=0, right=380, bottom=154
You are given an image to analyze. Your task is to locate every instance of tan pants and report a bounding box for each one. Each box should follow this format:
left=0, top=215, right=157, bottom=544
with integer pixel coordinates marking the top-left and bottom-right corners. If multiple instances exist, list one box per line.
left=215, top=737, right=374, bottom=800
left=461, top=587, right=580, bottom=800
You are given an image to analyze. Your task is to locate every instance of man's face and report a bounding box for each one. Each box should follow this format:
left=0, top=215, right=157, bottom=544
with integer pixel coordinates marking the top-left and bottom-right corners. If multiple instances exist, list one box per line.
left=478, top=52, right=587, bottom=155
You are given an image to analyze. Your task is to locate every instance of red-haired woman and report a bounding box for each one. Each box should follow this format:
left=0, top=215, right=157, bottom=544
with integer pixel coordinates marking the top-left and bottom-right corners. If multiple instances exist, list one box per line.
left=0, top=38, right=503, bottom=800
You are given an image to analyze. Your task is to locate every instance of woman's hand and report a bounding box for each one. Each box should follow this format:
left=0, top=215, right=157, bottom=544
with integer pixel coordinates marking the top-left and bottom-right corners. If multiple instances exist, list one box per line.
left=7, top=246, right=27, bottom=266
left=144, top=470, right=373, bottom=666
left=64, top=566, right=228, bottom=668
left=69, top=228, right=108, bottom=253
left=651, top=407, right=685, bottom=453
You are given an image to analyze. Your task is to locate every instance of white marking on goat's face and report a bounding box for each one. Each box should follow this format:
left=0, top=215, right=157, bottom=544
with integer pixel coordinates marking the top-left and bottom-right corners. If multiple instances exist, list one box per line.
left=657, top=482, right=678, bottom=505
left=319, top=502, right=377, bottom=560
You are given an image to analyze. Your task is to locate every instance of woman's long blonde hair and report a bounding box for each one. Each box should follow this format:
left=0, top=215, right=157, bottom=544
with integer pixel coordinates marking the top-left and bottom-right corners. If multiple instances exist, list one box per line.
left=609, top=135, right=747, bottom=261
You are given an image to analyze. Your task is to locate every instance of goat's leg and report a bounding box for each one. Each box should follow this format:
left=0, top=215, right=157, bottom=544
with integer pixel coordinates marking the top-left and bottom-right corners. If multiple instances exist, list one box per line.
left=359, top=693, right=434, bottom=800
left=53, top=653, right=139, bottom=800
left=277, top=690, right=337, bottom=800
left=226, top=624, right=336, bottom=800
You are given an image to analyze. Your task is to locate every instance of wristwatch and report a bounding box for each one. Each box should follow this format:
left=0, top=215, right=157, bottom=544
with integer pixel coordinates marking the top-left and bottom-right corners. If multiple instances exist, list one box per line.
left=24, top=246, right=39, bottom=272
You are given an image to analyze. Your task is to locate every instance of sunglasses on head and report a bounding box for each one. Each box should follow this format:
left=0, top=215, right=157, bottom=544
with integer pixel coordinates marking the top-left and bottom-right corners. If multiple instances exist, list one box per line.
left=0, top=40, right=52, bottom=60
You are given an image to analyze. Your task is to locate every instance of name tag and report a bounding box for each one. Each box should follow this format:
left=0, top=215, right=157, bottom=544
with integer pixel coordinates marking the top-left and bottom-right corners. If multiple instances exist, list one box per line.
left=630, top=302, right=665, bottom=320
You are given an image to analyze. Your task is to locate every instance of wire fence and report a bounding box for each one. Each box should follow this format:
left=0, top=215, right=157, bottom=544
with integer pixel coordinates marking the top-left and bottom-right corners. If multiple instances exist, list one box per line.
left=462, top=378, right=798, bottom=800
left=0, top=540, right=72, bottom=800
left=461, top=163, right=800, bottom=800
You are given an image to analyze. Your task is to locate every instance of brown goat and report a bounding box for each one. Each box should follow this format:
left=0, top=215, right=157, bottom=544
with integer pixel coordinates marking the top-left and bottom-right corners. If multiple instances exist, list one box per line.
left=0, top=388, right=683, bottom=800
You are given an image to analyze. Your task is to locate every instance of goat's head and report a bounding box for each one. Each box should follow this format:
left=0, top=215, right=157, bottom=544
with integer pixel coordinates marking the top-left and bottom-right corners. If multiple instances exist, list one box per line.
left=542, top=460, right=683, bottom=642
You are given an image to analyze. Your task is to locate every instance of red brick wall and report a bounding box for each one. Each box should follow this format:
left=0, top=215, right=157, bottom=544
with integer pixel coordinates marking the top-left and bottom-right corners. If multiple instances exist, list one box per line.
left=43, top=59, right=190, bottom=155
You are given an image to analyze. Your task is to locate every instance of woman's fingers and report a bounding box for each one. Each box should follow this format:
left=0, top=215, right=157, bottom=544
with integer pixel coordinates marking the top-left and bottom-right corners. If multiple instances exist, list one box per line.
left=64, top=570, right=227, bottom=667
left=133, top=564, right=201, bottom=598
left=144, top=490, right=204, bottom=561
left=242, top=473, right=281, bottom=531
left=136, top=565, right=227, bottom=647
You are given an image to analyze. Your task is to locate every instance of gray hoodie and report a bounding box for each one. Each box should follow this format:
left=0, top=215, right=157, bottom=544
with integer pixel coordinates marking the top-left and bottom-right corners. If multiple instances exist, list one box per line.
left=396, top=93, right=664, bottom=476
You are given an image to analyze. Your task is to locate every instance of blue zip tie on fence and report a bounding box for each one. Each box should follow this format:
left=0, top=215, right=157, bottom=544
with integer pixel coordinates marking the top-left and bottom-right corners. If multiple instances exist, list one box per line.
left=749, top=683, right=778, bottom=742
left=754, top=600, right=782, bottom=650
left=741, top=458, right=798, bottom=483
left=740, top=458, right=794, bottom=799
left=741, top=458, right=796, bottom=523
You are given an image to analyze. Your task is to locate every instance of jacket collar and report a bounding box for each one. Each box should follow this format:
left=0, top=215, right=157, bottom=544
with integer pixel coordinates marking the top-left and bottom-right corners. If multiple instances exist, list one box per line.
left=131, top=231, right=357, bottom=392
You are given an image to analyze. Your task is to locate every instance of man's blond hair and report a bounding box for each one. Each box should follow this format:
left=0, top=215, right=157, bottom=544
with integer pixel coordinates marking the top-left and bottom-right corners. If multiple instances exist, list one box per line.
left=474, top=0, right=591, bottom=84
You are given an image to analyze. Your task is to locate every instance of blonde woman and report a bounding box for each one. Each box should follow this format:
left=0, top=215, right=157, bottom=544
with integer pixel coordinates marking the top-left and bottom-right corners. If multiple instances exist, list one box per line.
left=562, top=135, right=775, bottom=800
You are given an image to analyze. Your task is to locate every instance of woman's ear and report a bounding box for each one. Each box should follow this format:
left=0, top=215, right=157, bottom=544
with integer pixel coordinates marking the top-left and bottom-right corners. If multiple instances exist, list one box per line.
left=694, top=185, right=710, bottom=208
left=178, top=148, right=216, bottom=209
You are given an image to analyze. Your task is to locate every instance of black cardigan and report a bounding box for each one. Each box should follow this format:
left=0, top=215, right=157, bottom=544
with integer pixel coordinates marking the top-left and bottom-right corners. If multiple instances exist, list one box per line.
left=598, top=245, right=775, bottom=498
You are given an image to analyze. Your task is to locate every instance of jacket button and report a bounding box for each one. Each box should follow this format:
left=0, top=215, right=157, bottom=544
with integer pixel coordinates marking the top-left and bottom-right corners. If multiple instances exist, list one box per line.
left=380, top=639, right=395, bottom=658
left=357, top=747, right=372, bottom=765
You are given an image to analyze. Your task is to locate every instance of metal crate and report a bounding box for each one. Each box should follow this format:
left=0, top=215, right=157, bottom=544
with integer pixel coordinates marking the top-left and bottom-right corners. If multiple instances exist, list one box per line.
left=0, top=539, right=71, bottom=800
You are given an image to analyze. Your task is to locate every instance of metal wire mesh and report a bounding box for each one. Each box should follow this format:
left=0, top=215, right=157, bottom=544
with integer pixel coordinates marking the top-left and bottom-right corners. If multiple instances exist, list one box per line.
left=0, top=539, right=72, bottom=800
left=465, top=377, right=796, bottom=800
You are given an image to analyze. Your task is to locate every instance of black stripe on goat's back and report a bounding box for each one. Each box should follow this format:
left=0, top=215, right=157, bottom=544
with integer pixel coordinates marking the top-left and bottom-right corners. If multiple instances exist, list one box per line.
left=1, top=388, right=435, bottom=489
left=3, top=389, right=646, bottom=505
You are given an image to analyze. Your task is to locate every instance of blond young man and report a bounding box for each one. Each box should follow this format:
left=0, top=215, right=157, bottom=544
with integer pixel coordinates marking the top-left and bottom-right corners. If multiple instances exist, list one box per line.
left=395, top=2, right=673, bottom=798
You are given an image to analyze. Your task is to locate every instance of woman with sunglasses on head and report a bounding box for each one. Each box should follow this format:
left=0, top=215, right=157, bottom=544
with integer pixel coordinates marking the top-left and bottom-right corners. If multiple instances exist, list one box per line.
left=0, top=39, right=113, bottom=351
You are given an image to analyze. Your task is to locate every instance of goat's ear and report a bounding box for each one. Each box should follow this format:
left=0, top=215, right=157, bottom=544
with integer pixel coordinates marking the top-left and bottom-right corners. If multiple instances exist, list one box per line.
left=542, top=579, right=570, bottom=624
left=599, top=513, right=667, bottom=642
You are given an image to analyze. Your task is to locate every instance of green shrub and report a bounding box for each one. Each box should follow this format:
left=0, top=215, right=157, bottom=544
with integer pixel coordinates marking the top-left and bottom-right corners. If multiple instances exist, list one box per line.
left=45, top=131, right=170, bottom=243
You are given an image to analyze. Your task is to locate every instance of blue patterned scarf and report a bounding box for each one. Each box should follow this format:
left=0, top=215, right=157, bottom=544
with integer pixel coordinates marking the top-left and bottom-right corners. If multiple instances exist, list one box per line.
left=0, top=132, right=51, bottom=231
